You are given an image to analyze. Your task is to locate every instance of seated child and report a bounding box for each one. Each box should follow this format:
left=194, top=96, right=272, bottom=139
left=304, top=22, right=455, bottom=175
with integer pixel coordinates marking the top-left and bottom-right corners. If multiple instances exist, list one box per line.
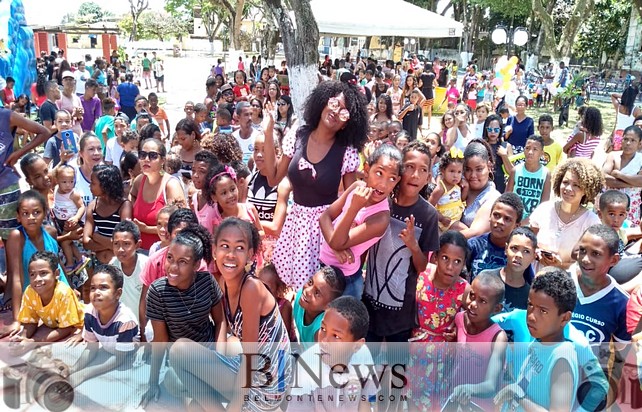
left=109, top=221, right=148, bottom=321
left=467, top=193, right=525, bottom=281
left=494, top=268, right=580, bottom=411
left=449, top=272, right=507, bottom=411
left=493, top=272, right=609, bottom=412
left=258, top=264, right=296, bottom=342
left=569, top=224, right=630, bottom=400
left=14, top=251, right=83, bottom=344
left=293, top=266, right=346, bottom=351
left=288, top=297, right=378, bottom=412
left=597, top=190, right=642, bottom=292
left=52, top=165, right=86, bottom=272
left=68, top=264, right=140, bottom=388
left=148, top=205, right=177, bottom=255
left=479, top=227, right=537, bottom=312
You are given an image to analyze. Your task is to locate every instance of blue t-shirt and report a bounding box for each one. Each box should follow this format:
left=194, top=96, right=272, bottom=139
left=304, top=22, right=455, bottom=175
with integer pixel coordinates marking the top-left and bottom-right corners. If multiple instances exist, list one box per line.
left=467, top=233, right=534, bottom=283
left=292, top=288, right=323, bottom=351
left=0, top=108, right=19, bottom=189
left=43, top=134, right=63, bottom=167
left=506, top=116, right=535, bottom=153
left=116, top=82, right=140, bottom=107
left=492, top=309, right=608, bottom=412
left=571, top=270, right=631, bottom=345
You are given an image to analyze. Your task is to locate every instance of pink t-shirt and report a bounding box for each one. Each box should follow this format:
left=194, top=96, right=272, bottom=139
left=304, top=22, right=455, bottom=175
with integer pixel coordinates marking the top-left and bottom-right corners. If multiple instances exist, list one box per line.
left=446, top=86, right=460, bottom=105
left=57, top=93, right=83, bottom=137
left=192, top=192, right=216, bottom=235
left=319, top=189, right=390, bottom=275
left=627, top=287, right=642, bottom=334
left=139, top=246, right=208, bottom=287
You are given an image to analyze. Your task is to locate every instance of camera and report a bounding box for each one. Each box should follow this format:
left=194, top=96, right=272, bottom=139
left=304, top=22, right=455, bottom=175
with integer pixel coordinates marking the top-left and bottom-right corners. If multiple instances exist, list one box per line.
left=3, top=347, right=74, bottom=412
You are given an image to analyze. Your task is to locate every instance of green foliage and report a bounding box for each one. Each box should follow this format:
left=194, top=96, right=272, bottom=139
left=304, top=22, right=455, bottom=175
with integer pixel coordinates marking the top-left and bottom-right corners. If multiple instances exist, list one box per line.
left=165, top=0, right=225, bottom=40
left=119, top=11, right=189, bottom=42
left=573, top=0, right=630, bottom=65
left=76, top=2, right=113, bottom=24
left=469, top=0, right=530, bottom=19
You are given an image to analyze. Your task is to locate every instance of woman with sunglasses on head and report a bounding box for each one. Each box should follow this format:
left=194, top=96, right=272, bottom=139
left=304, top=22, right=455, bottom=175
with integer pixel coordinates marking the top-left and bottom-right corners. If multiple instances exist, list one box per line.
left=445, top=103, right=473, bottom=151
left=482, top=114, right=514, bottom=193
left=262, top=81, right=368, bottom=291
left=130, top=138, right=186, bottom=253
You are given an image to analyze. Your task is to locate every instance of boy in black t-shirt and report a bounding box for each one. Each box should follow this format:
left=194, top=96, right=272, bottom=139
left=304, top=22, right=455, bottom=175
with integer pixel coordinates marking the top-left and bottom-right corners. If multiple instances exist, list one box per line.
left=398, top=90, right=423, bottom=141
left=479, top=227, right=537, bottom=312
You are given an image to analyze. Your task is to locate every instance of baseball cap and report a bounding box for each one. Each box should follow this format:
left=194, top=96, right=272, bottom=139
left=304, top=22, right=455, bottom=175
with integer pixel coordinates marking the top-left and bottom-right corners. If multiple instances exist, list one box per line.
left=62, top=71, right=75, bottom=79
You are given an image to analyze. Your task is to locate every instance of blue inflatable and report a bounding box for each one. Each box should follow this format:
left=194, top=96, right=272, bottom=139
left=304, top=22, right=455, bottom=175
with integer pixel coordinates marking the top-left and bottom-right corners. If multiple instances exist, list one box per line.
left=0, top=0, right=36, bottom=96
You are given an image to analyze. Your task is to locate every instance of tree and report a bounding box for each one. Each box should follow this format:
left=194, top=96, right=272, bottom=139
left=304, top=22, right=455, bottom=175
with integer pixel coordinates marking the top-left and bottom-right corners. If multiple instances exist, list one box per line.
left=573, top=0, right=630, bottom=67
left=119, top=11, right=188, bottom=42
left=532, top=0, right=596, bottom=62
left=166, top=0, right=226, bottom=54
left=129, top=0, right=150, bottom=41
left=76, top=2, right=105, bottom=24
left=263, top=0, right=319, bottom=114
left=140, top=11, right=189, bottom=42
left=212, top=0, right=246, bottom=50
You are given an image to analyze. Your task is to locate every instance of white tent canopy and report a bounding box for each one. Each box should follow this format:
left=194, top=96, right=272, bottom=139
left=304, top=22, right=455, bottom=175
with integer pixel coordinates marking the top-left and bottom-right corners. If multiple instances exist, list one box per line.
left=310, top=0, right=463, bottom=38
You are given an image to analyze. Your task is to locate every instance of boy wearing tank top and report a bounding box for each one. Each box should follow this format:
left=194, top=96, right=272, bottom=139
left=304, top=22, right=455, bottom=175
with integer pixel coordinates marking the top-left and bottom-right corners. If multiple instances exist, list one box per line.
left=506, top=135, right=550, bottom=225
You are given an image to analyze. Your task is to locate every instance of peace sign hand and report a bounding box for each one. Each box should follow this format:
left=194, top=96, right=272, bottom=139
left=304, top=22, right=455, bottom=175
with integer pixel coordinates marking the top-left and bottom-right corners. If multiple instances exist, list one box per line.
left=399, top=215, right=418, bottom=249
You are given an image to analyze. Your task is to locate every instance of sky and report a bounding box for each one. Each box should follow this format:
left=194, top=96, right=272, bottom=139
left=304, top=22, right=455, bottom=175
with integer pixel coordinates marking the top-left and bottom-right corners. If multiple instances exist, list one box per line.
left=23, top=0, right=166, bottom=26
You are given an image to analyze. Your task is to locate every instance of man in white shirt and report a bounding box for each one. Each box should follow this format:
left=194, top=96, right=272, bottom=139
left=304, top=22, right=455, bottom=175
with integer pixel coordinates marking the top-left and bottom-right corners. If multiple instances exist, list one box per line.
left=232, top=101, right=259, bottom=170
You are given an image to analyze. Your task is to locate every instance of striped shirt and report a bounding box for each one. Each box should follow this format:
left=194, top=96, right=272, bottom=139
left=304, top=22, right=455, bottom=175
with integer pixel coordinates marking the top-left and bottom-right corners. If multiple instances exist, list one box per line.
left=83, top=302, right=139, bottom=354
left=93, top=199, right=126, bottom=238
left=573, top=133, right=601, bottom=159
left=146, top=271, right=222, bottom=342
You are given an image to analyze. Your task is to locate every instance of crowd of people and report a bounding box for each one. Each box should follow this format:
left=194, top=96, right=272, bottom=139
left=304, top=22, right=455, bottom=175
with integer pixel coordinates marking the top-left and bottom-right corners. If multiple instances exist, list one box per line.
left=1, top=47, right=642, bottom=411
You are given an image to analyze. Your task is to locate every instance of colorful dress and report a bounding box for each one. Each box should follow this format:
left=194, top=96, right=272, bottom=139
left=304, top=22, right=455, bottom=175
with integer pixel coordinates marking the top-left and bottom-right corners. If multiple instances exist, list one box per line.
left=435, top=180, right=465, bottom=231
left=408, top=264, right=468, bottom=411
left=273, top=125, right=359, bottom=290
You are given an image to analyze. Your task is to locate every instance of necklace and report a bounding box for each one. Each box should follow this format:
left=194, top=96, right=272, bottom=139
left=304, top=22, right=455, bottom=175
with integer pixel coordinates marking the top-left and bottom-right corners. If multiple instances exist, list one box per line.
left=555, top=201, right=583, bottom=237
left=177, top=283, right=196, bottom=314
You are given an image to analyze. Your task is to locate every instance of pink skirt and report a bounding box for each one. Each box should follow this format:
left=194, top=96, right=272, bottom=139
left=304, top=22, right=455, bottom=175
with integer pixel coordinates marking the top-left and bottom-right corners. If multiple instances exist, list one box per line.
left=272, top=202, right=328, bottom=291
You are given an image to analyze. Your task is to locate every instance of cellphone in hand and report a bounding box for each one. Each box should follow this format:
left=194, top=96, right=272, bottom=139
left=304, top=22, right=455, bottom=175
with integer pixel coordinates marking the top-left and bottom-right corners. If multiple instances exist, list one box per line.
left=60, top=130, right=78, bottom=153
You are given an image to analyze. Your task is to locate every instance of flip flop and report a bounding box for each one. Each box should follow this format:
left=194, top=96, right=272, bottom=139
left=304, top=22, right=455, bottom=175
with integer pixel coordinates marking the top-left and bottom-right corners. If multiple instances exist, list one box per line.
left=0, top=297, right=11, bottom=312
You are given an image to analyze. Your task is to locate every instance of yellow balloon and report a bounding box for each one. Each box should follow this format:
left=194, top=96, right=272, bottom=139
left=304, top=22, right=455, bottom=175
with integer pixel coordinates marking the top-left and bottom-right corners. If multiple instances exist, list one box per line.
left=502, top=81, right=511, bottom=91
left=509, top=56, right=519, bottom=66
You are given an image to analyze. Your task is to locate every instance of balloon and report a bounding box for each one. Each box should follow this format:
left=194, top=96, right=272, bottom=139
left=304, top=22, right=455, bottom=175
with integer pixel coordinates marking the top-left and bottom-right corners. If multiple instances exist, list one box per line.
left=509, top=56, right=519, bottom=66
left=492, top=77, right=503, bottom=87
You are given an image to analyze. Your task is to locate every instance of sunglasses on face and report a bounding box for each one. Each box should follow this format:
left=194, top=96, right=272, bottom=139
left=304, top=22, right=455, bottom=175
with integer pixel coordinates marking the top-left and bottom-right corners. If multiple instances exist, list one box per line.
left=222, top=91, right=234, bottom=96
left=139, top=150, right=161, bottom=161
left=327, top=97, right=350, bottom=122
left=486, top=127, right=501, bottom=133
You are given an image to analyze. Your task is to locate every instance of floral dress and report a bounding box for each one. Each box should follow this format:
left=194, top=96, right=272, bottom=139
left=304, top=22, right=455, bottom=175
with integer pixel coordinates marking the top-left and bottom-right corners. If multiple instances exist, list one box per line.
left=408, top=264, right=468, bottom=411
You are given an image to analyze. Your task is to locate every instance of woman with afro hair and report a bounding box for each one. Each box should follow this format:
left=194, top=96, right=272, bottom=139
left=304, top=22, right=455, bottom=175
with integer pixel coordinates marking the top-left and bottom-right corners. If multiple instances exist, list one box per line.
left=262, top=80, right=369, bottom=290
left=529, top=158, right=603, bottom=271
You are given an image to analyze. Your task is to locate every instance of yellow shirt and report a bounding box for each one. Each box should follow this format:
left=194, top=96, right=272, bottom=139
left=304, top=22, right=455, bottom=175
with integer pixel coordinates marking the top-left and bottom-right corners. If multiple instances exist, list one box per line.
left=543, top=140, right=563, bottom=172
left=18, top=281, right=84, bottom=329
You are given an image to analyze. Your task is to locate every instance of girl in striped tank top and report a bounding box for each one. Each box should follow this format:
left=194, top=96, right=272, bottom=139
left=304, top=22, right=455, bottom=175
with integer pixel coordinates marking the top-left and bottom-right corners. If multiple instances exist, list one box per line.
left=83, top=165, right=132, bottom=264
left=563, top=106, right=604, bottom=159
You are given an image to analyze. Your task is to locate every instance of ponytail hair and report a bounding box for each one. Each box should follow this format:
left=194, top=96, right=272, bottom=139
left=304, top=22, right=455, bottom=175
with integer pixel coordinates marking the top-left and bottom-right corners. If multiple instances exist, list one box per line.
left=172, top=223, right=213, bottom=265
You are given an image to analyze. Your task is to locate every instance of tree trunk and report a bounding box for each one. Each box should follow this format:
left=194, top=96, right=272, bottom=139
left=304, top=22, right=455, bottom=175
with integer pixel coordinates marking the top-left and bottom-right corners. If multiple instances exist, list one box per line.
left=233, top=0, right=245, bottom=50
left=634, top=0, right=642, bottom=22
left=264, top=0, right=320, bottom=115
left=532, top=0, right=595, bottom=62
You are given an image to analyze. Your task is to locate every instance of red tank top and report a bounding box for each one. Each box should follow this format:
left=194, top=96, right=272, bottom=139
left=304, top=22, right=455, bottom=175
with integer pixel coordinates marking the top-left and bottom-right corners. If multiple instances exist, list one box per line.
left=132, top=175, right=169, bottom=250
